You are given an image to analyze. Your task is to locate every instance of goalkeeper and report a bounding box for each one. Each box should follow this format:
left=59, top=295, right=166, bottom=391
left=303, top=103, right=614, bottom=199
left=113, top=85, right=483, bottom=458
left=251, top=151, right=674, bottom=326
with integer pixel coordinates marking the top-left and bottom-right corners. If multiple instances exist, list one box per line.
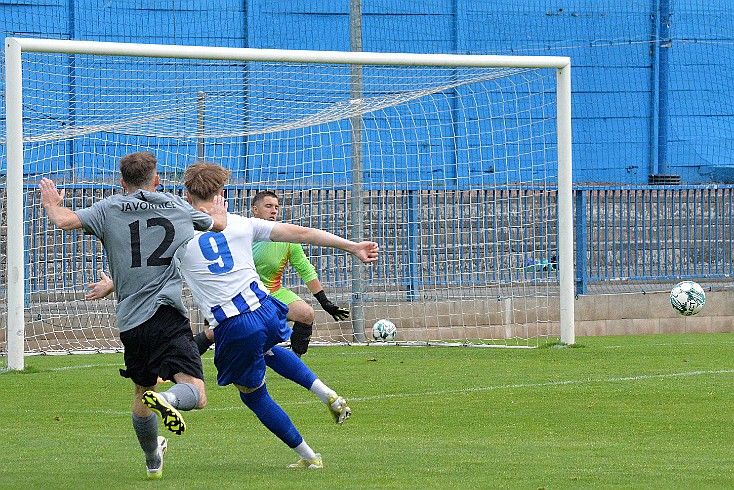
left=194, top=190, right=349, bottom=357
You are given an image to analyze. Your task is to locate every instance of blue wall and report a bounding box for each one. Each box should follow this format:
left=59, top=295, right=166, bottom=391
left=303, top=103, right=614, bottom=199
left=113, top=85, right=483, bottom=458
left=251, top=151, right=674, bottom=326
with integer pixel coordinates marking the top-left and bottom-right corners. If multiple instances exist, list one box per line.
left=2, top=0, right=733, bottom=185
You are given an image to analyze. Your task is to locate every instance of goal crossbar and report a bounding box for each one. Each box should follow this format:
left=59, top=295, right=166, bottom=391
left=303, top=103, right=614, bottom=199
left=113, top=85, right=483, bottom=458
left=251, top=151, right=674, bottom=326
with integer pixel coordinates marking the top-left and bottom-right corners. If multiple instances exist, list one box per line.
left=7, top=37, right=570, bottom=69
left=4, top=38, right=574, bottom=370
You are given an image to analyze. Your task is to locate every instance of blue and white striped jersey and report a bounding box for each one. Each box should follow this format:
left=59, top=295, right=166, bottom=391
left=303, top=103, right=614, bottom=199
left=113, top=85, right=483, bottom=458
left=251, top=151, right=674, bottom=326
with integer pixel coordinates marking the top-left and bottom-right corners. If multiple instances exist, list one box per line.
left=176, top=213, right=276, bottom=327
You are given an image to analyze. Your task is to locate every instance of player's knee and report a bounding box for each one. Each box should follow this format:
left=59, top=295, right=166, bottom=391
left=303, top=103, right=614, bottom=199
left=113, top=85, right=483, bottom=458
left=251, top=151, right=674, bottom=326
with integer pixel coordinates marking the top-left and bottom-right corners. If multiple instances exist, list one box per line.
left=196, top=392, right=207, bottom=409
left=187, top=379, right=207, bottom=409
left=287, top=301, right=315, bottom=325
left=298, top=306, right=315, bottom=324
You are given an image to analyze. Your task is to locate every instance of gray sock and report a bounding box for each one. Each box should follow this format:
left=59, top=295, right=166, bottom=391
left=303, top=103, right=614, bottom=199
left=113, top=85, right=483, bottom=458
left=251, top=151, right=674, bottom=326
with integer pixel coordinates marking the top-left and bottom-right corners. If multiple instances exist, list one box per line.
left=162, top=382, right=200, bottom=411
left=132, top=412, right=160, bottom=468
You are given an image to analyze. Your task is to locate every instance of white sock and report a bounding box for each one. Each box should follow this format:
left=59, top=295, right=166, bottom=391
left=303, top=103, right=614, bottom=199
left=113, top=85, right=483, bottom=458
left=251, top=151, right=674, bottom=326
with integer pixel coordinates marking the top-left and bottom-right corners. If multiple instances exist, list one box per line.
left=309, top=379, right=336, bottom=404
left=294, top=440, right=317, bottom=460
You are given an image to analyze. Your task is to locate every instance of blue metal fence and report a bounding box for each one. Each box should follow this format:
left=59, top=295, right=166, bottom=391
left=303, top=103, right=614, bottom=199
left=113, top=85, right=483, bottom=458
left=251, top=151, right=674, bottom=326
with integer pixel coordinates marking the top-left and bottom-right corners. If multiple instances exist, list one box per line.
left=575, top=185, right=734, bottom=294
left=11, top=184, right=734, bottom=299
left=272, top=185, right=734, bottom=296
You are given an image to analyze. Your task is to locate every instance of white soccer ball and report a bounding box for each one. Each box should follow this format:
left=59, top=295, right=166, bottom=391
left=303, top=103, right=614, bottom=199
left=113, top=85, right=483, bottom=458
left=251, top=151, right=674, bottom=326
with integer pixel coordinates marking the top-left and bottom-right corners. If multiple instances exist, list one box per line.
left=372, top=319, right=397, bottom=341
left=670, top=281, right=705, bottom=316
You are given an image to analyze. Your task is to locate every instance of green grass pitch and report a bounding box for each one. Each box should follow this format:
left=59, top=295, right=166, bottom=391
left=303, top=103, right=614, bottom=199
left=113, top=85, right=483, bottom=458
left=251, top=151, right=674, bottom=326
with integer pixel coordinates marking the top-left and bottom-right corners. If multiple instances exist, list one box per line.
left=1, top=333, right=733, bottom=489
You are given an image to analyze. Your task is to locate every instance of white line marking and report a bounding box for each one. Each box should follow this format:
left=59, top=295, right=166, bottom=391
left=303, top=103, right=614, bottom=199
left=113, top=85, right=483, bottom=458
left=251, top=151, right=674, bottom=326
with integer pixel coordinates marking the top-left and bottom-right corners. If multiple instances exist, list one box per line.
left=346, top=369, right=734, bottom=402
left=2, top=369, right=731, bottom=416
left=47, top=363, right=121, bottom=371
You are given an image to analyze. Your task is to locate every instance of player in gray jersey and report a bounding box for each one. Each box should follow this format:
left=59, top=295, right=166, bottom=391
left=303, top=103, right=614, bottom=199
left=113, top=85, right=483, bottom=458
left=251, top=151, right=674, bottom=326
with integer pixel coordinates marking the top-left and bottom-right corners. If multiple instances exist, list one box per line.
left=39, top=151, right=227, bottom=480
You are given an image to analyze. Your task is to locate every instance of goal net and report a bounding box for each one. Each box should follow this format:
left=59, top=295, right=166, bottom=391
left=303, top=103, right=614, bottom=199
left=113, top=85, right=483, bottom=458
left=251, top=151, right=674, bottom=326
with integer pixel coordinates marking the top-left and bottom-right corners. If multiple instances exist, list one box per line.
left=2, top=39, right=573, bottom=368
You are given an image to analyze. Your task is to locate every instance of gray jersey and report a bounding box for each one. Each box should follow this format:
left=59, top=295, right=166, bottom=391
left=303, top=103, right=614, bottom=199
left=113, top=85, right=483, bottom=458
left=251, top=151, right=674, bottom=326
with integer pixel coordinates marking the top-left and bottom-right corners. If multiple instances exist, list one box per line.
left=75, top=189, right=213, bottom=332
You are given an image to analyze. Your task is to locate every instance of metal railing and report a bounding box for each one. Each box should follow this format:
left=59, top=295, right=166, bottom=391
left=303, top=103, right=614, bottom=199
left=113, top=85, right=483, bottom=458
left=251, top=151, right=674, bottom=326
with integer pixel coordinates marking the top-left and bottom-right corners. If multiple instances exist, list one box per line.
left=3, top=185, right=733, bottom=301
left=575, top=185, right=734, bottom=294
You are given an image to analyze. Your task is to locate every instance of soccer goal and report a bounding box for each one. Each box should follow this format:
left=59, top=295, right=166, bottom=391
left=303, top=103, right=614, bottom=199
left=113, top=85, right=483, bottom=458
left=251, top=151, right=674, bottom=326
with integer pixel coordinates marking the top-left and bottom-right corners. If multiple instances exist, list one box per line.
left=3, top=38, right=573, bottom=370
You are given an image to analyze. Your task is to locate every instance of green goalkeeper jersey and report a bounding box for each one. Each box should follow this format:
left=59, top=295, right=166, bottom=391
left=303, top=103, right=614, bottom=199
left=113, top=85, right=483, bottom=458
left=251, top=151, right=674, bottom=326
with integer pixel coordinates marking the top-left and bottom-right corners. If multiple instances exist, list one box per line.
left=252, top=241, right=318, bottom=294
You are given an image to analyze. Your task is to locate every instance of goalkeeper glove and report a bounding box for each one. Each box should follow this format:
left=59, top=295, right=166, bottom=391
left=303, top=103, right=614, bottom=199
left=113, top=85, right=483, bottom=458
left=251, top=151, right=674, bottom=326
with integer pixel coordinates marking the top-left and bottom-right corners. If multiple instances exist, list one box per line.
left=314, top=290, right=350, bottom=321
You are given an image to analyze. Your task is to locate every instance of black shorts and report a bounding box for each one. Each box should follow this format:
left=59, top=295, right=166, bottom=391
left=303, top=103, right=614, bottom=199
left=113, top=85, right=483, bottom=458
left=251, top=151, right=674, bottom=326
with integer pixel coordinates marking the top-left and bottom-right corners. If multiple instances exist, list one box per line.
left=119, top=305, right=204, bottom=387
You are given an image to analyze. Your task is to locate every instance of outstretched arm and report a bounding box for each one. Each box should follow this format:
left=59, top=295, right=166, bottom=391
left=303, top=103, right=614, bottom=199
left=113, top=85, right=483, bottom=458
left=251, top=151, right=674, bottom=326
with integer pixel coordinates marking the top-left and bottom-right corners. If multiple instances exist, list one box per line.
left=269, top=222, right=379, bottom=264
left=39, top=178, right=82, bottom=230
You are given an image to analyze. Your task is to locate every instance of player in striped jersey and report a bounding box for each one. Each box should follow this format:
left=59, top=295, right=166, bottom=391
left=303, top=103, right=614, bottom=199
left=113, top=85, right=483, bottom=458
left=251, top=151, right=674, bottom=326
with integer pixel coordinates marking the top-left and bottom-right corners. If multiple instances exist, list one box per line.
left=177, top=162, right=378, bottom=468
left=193, top=190, right=349, bottom=357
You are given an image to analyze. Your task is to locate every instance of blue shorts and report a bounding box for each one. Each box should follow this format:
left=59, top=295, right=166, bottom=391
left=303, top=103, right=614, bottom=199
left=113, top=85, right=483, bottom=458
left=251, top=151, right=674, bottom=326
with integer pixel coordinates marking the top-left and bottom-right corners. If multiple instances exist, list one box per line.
left=213, top=296, right=291, bottom=389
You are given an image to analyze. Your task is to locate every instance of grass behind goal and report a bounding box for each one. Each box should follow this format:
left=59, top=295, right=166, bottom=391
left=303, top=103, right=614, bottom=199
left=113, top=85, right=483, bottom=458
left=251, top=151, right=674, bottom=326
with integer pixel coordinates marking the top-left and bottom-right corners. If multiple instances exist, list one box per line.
left=1, top=333, right=733, bottom=489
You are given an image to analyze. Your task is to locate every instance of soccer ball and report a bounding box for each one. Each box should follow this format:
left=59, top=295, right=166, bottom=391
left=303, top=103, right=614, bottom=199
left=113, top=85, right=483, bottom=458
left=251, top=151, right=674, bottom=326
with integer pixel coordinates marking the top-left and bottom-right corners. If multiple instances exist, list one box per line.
left=372, top=319, right=397, bottom=341
left=670, top=281, right=705, bottom=316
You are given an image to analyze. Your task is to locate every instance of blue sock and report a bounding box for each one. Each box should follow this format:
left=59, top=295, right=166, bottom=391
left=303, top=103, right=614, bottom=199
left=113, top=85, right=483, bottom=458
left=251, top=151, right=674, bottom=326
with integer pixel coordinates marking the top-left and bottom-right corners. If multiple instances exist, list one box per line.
left=265, top=345, right=317, bottom=389
left=239, top=384, right=303, bottom=448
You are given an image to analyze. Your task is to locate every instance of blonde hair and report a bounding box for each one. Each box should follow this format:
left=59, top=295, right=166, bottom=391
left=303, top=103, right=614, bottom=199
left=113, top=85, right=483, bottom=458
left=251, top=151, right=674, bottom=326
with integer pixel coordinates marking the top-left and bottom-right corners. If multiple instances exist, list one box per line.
left=183, top=162, right=231, bottom=200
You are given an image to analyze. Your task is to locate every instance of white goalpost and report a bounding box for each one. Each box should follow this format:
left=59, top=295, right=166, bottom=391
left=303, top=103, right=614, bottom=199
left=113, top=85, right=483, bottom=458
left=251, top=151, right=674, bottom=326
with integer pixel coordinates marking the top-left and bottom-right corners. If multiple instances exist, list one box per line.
left=3, top=38, right=573, bottom=370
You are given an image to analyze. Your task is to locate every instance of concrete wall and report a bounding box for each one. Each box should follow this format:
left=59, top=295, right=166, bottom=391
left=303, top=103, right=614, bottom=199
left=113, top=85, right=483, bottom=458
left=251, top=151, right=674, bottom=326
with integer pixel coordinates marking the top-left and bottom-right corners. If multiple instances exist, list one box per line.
left=311, top=289, right=734, bottom=342
left=573, top=289, right=734, bottom=337
left=1, top=289, right=730, bottom=352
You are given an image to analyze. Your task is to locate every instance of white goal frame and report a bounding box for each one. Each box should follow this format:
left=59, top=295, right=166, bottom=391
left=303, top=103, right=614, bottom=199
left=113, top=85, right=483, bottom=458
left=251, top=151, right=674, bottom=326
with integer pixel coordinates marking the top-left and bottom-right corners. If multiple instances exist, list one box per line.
left=4, top=37, right=574, bottom=370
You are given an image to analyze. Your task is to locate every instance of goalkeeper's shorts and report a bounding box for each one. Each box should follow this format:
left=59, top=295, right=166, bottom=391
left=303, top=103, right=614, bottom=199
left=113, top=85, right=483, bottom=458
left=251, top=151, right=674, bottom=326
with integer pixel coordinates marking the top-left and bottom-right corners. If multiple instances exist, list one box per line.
left=270, top=286, right=302, bottom=306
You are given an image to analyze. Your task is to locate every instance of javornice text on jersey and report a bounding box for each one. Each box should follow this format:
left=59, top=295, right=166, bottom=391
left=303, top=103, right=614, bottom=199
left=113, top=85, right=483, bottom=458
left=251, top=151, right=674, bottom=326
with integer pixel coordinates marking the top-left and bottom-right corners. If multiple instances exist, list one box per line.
left=120, top=201, right=176, bottom=212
